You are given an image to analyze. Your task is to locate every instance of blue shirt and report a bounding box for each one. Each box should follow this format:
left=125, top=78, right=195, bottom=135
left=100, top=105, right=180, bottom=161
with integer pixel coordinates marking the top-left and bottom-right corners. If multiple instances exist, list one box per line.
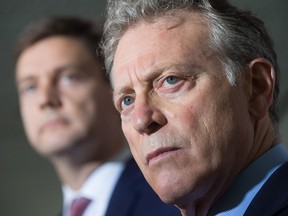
left=208, top=144, right=288, bottom=216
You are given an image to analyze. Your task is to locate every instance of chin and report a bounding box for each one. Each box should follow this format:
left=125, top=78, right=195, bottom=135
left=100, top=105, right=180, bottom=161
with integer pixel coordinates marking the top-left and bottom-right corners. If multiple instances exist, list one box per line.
left=148, top=169, right=187, bottom=204
left=156, top=183, right=194, bottom=211
left=34, top=139, right=73, bottom=157
left=156, top=185, right=190, bottom=206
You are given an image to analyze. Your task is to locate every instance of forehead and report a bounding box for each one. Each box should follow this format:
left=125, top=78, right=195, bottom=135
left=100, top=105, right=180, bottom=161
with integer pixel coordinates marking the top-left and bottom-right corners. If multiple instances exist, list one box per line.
left=16, top=36, right=95, bottom=79
left=111, top=12, right=210, bottom=86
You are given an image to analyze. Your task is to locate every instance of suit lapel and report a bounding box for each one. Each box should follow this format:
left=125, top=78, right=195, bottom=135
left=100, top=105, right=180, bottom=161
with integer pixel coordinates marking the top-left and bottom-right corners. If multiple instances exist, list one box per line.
left=105, top=185, right=137, bottom=216
left=244, top=162, right=288, bottom=216
left=105, top=158, right=142, bottom=216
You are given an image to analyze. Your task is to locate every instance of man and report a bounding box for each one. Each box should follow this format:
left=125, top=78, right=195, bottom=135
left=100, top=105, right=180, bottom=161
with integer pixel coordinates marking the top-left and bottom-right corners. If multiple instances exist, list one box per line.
left=102, top=0, right=288, bottom=215
left=15, top=16, right=180, bottom=216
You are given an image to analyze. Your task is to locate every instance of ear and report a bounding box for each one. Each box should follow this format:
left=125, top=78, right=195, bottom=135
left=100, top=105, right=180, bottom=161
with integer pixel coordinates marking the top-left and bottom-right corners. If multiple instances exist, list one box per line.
left=247, top=58, right=275, bottom=120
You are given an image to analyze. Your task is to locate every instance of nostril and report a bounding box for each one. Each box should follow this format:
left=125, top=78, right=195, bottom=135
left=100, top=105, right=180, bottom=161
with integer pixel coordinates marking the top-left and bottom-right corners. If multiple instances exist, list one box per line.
left=146, top=122, right=161, bottom=134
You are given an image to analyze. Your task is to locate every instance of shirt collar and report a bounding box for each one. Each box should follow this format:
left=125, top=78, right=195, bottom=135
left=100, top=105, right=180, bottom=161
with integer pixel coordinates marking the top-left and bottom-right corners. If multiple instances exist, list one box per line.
left=62, top=147, right=131, bottom=213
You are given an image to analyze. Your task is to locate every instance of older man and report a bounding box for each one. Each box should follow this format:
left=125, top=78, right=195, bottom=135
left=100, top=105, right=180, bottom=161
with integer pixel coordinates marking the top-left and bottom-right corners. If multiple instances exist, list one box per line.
left=102, top=0, right=288, bottom=215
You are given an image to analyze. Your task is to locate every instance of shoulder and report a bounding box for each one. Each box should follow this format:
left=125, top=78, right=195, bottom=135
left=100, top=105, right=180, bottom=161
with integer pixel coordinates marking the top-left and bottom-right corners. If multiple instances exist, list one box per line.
left=245, top=162, right=288, bottom=216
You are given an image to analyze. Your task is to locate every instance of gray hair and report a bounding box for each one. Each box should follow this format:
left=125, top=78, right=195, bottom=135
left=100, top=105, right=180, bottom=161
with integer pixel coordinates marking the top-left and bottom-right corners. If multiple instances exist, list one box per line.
left=102, top=0, right=280, bottom=127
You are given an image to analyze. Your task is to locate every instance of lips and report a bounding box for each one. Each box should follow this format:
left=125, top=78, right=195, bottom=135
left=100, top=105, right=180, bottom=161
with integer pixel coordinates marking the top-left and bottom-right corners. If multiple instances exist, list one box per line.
left=40, top=116, right=68, bottom=133
left=44, top=118, right=64, bottom=127
left=146, top=147, right=180, bottom=165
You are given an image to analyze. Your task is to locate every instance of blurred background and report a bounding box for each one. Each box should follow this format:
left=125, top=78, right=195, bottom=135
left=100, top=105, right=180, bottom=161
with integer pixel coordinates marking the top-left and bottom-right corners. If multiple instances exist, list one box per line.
left=0, top=0, right=287, bottom=215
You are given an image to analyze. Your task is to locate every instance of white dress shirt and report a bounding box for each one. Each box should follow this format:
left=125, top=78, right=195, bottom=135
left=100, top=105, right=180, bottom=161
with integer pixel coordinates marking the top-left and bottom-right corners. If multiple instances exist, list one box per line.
left=62, top=148, right=131, bottom=216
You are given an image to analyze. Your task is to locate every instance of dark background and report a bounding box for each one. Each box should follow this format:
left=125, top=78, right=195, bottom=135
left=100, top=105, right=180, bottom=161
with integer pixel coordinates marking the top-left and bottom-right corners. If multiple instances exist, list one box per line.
left=0, top=1, right=287, bottom=215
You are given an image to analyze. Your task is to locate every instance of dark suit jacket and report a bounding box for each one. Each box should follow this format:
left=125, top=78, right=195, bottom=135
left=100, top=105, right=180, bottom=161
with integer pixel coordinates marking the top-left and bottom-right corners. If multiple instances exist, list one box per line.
left=244, top=162, right=288, bottom=216
left=105, top=157, right=181, bottom=216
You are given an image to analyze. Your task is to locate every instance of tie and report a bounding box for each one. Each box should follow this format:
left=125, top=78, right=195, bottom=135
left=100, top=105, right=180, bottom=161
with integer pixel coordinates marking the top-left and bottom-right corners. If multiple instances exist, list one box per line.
left=70, top=197, right=91, bottom=216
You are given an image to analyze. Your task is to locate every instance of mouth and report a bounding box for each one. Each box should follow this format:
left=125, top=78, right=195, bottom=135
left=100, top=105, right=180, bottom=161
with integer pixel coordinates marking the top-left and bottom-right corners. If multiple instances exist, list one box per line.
left=146, top=147, right=180, bottom=165
left=41, top=118, right=68, bottom=131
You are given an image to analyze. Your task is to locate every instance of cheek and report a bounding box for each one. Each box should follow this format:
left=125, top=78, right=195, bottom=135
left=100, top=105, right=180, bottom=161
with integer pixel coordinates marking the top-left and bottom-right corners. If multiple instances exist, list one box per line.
left=66, top=91, right=98, bottom=119
left=76, top=85, right=114, bottom=119
left=21, top=102, right=38, bottom=137
left=122, top=124, right=136, bottom=150
left=175, top=98, right=230, bottom=164
left=122, top=123, right=144, bottom=161
left=190, top=94, right=248, bottom=168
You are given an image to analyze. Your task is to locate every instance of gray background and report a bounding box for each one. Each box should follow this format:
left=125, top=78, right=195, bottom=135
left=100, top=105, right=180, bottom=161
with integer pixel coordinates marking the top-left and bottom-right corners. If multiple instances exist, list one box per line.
left=0, top=1, right=287, bottom=216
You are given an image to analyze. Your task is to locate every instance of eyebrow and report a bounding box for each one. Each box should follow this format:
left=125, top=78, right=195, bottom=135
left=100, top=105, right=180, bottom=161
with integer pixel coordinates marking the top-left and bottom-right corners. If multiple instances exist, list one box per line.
left=16, top=75, right=35, bottom=88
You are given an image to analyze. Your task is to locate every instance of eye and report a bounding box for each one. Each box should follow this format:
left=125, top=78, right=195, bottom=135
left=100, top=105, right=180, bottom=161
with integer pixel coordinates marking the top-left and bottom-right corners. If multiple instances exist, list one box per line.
left=19, top=83, right=37, bottom=95
left=155, top=74, right=188, bottom=94
left=62, top=72, right=81, bottom=83
left=58, top=70, right=87, bottom=89
left=120, top=95, right=135, bottom=110
left=163, top=76, right=180, bottom=86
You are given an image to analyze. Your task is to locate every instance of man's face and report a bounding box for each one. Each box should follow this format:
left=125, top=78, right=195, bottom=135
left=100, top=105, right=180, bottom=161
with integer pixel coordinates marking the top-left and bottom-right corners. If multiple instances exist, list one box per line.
left=16, top=36, right=118, bottom=159
left=112, top=13, right=254, bottom=205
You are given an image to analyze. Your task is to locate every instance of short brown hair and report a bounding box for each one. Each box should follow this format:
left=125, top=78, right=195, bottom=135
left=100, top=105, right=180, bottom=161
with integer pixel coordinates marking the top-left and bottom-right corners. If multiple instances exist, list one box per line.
left=16, top=16, right=104, bottom=68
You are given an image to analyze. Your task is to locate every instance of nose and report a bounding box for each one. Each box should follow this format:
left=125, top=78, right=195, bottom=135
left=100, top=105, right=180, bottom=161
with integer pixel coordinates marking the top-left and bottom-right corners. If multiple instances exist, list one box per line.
left=39, top=83, right=61, bottom=109
left=132, top=97, right=167, bottom=135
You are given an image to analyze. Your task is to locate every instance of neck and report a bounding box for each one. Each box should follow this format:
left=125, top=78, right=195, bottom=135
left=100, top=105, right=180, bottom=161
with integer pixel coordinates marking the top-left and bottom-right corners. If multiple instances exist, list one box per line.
left=49, top=143, right=127, bottom=190
left=178, top=201, right=216, bottom=216
left=176, top=191, right=218, bottom=216
left=245, top=115, right=279, bottom=167
left=51, top=155, right=101, bottom=190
